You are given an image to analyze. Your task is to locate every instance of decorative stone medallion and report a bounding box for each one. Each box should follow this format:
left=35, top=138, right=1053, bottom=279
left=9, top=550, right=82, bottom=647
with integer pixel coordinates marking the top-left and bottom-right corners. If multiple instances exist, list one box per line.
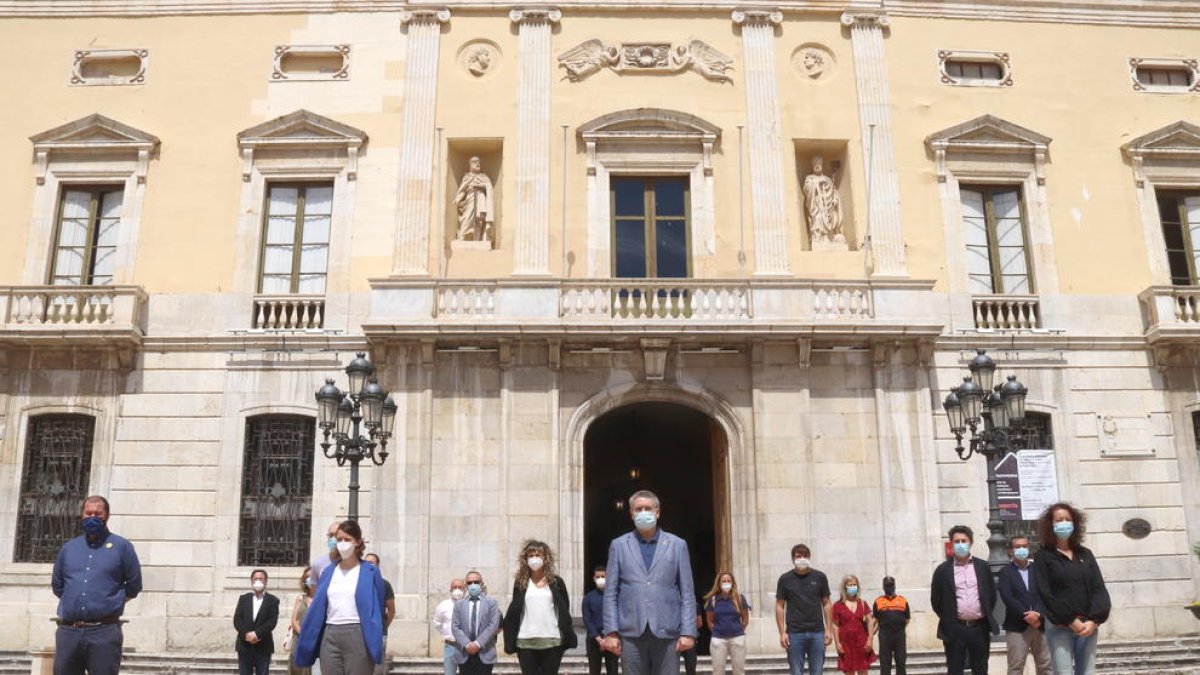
left=792, top=43, right=834, bottom=81
left=458, top=40, right=500, bottom=78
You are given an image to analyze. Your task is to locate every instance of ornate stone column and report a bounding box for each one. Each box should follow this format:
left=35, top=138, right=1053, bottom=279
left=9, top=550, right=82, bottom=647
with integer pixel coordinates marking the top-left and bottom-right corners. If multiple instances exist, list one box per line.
left=732, top=9, right=790, bottom=276
left=841, top=10, right=907, bottom=277
left=393, top=8, right=450, bottom=276
left=511, top=7, right=561, bottom=276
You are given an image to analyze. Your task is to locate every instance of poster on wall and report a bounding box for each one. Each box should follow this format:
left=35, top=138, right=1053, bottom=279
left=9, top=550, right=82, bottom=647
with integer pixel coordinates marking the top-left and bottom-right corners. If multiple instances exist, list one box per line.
left=995, top=450, right=1059, bottom=521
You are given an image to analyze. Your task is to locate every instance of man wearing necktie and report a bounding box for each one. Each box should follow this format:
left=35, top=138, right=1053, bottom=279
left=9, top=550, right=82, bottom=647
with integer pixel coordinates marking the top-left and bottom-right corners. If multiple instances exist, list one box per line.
left=452, top=570, right=501, bottom=675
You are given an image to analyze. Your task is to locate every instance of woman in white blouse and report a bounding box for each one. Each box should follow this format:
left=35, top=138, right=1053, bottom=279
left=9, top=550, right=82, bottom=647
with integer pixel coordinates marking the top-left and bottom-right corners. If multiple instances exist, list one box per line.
left=295, top=520, right=387, bottom=675
left=502, top=540, right=579, bottom=675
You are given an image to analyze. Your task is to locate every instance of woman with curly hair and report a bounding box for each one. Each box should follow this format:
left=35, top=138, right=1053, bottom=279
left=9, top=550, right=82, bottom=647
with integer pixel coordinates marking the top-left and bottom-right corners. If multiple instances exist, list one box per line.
left=502, top=540, right=578, bottom=675
left=1032, top=502, right=1110, bottom=675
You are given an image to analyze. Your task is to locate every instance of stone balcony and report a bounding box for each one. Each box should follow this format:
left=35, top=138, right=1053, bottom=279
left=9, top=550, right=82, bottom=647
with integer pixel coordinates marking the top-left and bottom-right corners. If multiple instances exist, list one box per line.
left=0, top=285, right=147, bottom=347
left=1139, top=285, right=1200, bottom=343
left=364, top=277, right=940, bottom=341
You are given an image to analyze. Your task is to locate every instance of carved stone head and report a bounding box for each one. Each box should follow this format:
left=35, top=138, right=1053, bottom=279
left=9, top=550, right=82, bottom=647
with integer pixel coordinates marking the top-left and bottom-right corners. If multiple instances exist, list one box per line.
left=802, top=49, right=826, bottom=77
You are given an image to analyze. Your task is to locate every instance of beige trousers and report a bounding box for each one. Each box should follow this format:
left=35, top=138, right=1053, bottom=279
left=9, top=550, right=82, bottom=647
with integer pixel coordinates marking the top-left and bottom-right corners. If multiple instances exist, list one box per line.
left=709, top=635, right=746, bottom=675
left=1006, top=628, right=1052, bottom=675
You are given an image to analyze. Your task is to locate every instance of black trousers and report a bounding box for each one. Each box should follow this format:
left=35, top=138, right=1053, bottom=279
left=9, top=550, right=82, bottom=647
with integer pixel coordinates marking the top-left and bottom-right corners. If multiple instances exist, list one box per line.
left=54, top=624, right=123, bottom=675
left=517, top=647, right=564, bottom=675
left=586, top=637, right=618, bottom=675
left=237, top=649, right=272, bottom=675
left=943, top=621, right=990, bottom=675
left=878, top=625, right=907, bottom=675
left=461, top=654, right=494, bottom=675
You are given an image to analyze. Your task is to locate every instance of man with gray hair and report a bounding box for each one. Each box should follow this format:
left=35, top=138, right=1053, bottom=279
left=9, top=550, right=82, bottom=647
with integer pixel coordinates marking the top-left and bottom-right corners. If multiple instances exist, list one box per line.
left=602, top=490, right=697, bottom=675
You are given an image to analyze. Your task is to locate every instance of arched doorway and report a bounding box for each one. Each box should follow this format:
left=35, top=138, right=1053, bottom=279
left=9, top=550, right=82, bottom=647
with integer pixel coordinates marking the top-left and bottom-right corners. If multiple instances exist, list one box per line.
left=583, top=401, right=730, bottom=602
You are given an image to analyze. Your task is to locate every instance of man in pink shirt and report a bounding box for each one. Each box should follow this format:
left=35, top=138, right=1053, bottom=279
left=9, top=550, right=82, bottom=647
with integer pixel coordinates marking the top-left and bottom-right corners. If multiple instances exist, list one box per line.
left=930, top=525, right=998, bottom=675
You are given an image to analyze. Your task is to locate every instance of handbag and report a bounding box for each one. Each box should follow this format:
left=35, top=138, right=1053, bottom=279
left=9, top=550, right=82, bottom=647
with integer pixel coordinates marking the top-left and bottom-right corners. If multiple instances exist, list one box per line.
left=282, top=595, right=301, bottom=651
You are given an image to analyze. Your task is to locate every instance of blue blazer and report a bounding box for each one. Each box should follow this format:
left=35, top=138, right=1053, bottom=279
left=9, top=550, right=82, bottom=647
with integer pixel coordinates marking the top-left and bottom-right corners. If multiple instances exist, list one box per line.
left=602, top=530, right=696, bottom=639
left=451, top=594, right=501, bottom=665
left=998, top=562, right=1047, bottom=633
left=294, top=561, right=387, bottom=667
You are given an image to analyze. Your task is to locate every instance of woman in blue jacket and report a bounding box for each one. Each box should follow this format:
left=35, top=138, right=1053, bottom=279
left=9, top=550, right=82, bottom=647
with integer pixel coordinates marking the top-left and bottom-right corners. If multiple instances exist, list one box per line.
left=295, top=520, right=387, bottom=675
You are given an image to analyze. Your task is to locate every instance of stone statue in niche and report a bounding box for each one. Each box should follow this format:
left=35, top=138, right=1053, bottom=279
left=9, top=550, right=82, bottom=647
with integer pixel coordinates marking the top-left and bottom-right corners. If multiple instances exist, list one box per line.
left=454, top=156, right=494, bottom=246
left=802, top=156, right=848, bottom=250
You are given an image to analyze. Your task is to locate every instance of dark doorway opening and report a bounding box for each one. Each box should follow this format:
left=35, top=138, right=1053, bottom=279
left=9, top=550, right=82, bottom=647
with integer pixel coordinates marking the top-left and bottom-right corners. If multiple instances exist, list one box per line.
left=583, top=401, right=728, bottom=612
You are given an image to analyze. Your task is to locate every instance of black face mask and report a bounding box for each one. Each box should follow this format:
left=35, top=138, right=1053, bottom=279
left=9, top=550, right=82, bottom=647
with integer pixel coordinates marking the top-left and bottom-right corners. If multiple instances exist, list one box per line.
left=883, top=584, right=896, bottom=596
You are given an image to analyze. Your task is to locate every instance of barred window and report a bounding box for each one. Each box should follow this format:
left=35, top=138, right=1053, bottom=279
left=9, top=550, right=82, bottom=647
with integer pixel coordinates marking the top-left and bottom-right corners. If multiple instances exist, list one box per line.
left=15, top=414, right=96, bottom=563
left=238, top=414, right=316, bottom=566
left=1002, top=411, right=1054, bottom=544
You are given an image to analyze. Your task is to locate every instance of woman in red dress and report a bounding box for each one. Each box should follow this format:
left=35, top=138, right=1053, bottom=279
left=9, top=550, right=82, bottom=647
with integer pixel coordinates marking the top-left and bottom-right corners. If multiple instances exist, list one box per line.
left=831, top=574, right=876, bottom=675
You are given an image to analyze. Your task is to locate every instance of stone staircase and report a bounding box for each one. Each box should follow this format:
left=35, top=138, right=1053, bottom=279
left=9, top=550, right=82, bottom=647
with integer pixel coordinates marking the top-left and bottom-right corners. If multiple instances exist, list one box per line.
left=4, top=637, right=1198, bottom=674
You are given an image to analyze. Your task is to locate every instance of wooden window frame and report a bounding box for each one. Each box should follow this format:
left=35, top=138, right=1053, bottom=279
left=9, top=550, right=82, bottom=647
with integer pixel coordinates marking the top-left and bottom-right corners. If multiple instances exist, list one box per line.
left=1157, top=190, right=1200, bottom=285
left=962, top=184, right=1036, bottom=294
left=256, top=181, right=332, bottom=294
left=48, top=185, right=123, bottom=286
left=609, top=176, right=692, bottom=279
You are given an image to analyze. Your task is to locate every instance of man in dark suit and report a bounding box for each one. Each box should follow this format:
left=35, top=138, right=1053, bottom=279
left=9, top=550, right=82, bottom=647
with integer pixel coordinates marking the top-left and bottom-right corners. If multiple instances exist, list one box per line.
left=233, top=569, right=280, bottom=675
left=930, top=525, right=998, bottom=675
left=998, top=535, right=1051, bottom=675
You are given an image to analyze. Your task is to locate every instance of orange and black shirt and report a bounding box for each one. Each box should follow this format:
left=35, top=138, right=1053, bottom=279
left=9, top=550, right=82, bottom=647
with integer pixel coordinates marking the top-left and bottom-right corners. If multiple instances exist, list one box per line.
left=872, top=594, right=910, bottom=629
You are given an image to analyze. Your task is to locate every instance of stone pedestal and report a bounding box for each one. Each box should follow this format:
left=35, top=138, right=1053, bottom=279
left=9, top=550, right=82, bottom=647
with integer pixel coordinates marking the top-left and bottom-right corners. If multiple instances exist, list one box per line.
left=450, top=239, right=493, bottom=251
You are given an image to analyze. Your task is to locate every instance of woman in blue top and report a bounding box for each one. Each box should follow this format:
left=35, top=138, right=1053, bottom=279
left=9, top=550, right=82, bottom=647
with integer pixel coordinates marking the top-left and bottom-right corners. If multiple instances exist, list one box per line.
left=295, top=520, right=387, bottom=675
left=703, top=572, right=751, bottom=675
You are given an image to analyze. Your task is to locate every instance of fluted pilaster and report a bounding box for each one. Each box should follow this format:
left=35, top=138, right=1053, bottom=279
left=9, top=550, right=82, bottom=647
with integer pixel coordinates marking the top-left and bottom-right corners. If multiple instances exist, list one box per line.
left=511, top=7, right=561, bottom=276
left=392, top=9, right=450, bottom=276
left=733, top=9, right=790, bottom=276
left=841, top=11, right=907, bottom=277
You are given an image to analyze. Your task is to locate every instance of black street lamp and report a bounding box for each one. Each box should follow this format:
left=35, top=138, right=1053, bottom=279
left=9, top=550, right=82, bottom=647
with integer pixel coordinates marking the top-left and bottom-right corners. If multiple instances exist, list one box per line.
left=942, top=349, right=1030, bottom=575
left=315, top=352, right=398, bottom=521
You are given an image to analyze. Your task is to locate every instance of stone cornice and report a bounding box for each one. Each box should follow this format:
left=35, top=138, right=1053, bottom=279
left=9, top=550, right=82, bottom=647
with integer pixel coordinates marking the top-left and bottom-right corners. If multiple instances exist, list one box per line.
left=1, top=1, right=1198, bottom=28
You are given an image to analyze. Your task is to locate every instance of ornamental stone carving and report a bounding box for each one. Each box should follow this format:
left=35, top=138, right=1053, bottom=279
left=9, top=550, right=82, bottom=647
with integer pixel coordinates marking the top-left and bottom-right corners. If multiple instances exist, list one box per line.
left=793, top=44, right=834, bottom=80
left=557, top=39, right=733, bottom=82
left=802, top=156, right=847, bottom=250
left=458, top=40, right=500, bottom=77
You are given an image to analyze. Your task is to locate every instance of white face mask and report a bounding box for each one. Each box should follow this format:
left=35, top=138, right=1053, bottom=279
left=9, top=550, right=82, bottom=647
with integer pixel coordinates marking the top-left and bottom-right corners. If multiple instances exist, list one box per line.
left=526, top=556, right=544, bottom=571
left=252, top=581, right=265, bottom=592
left=451, top=589, right=465, bottom=600
left=336, top=540, right=355, bottom=556
left=594, top=578, right=606, bottom=589
left=720, top=582, right=733, bottom=593
left=794, top=558, right=811, bottom=570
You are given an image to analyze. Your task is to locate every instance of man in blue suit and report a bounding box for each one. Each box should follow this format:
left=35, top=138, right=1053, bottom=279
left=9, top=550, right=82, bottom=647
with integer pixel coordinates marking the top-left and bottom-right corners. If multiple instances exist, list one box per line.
left=452, top=570, right=501, bottom=675
left=998, top=535, right=1051, bottom=675
left=602, top=490, right=697, bottom=675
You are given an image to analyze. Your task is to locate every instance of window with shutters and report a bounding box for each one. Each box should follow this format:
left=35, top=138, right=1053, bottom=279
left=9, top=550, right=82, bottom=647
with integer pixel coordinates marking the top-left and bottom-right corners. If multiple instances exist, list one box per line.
left=49, top=187, right=123, bottom=286
left=961, top=185, right=1034, bottom=294
left=1157, top=192, right=1200, bottom=285
left=258, top=183, right=333, bottom=294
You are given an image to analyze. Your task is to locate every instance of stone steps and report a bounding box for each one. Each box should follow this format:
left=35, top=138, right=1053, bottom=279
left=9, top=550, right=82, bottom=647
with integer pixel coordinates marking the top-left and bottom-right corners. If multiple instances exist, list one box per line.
left=5, top=637, right=1197, bottom=675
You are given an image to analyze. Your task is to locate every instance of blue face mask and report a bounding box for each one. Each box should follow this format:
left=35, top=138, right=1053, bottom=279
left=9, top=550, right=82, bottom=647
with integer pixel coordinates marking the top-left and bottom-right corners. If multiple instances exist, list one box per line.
left=846, top=585, right=858, bottom=597
left=327, top=537, right=337, bottom=551
left=1053, top=521, right=1074, bottom=539
left=467, top=583, right=482, bottom=598
left=633, top=510, right=657, bottom=531
left=953, top=542, right=971, bottom=558
left=82, top=516, right=106, bottom=536
left=1013, top=547, right=1030, bottom=561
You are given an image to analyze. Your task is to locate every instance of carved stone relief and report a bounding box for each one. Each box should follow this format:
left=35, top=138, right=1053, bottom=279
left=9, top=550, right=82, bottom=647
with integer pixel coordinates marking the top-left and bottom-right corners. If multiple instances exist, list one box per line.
left=792, top=44, right=834, bottom=80
left=557, top=39, right=733, bottom=82
left=458, top=40, right=500, bottom=77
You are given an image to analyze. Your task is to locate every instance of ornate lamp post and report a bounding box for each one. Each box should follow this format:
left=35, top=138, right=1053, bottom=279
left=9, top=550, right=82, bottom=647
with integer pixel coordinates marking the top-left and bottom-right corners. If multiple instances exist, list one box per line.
left=942, top=349, right=1030, bottom=575
left=315, top=352, right=398, bottom=521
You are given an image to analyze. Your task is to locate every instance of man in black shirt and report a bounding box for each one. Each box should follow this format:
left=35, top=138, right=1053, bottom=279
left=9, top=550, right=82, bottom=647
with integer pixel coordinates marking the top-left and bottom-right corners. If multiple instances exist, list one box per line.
left=775, top=544, right=833, bottom=675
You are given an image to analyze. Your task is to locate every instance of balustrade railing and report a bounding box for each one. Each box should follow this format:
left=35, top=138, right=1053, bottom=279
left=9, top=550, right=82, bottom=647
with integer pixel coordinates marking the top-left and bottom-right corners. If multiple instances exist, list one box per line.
left=973, top=295, right=1040, bottom=330
left=813, top=285, right=873, bottom=319
left=436, top=285, right=496, bottom=318
left=252, top=295, right=325, bottom=330
left=560, top=281, right=751, bottom=320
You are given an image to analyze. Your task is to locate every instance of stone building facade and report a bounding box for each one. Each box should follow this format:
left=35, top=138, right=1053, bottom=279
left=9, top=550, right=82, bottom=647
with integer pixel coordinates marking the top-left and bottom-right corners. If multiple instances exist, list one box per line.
left=0, top=0, right=1199, bottom=659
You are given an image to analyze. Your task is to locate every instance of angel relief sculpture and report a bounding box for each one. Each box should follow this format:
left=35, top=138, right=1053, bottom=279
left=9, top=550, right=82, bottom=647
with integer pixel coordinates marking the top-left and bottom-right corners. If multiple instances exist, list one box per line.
left=557, top=39, right=733, bottom=83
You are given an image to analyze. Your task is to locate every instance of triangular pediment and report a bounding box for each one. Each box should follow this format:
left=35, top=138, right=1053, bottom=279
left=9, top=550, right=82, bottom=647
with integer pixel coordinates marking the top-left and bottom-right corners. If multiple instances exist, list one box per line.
left=30, top=114, right=159, bottom=150
left=580, top=108, right=720, bottom=140
left=926, top=114, right=1051, bottom=152
left=238, top=110, right=367, bottom=148
left=1123, top=121, right=1200, bottom=157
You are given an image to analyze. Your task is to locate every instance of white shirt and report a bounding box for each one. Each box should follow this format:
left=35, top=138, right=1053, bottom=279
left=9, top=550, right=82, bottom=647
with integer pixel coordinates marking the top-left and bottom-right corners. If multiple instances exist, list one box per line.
left=252, top=593, right=264, bottom=621
left=517, top=583, right=559, bottom=639
left=327, top=563, right=361, bottom=625
left=1018, top=565, right=1031, bottom=591
left=433, top=598, right=455, bottom=642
